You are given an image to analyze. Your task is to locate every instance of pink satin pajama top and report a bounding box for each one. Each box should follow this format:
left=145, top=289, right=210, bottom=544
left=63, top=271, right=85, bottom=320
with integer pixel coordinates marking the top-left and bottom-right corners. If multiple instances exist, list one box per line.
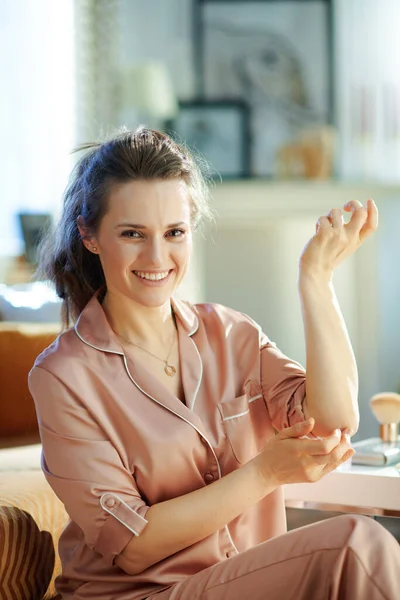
left=28, top=294, right=307, bottom=599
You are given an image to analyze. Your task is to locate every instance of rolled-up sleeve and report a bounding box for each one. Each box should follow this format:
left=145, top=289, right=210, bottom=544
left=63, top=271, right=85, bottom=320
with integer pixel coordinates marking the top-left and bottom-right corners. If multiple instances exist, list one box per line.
left=259, top=333, right=307, bottom=431
left=28, top=366, right=150, bottom=565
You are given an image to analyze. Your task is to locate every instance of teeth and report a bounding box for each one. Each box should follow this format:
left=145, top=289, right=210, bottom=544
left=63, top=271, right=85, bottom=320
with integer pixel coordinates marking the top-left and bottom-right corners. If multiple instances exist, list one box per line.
left=134, top=270, right=169, bottom=281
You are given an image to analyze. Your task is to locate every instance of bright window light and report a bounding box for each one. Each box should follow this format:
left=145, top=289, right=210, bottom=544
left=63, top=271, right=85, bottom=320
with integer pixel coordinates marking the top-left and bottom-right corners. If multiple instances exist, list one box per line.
left=0, top=0, right=75, bottom=256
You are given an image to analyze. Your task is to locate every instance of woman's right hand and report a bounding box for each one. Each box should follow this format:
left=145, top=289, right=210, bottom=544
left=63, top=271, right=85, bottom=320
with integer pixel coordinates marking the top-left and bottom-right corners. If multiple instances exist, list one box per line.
left=252, top=417, right=355, bottom=487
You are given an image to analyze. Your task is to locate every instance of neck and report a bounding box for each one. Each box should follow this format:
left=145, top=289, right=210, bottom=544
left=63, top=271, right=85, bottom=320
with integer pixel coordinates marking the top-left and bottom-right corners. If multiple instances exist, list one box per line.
left=102, top=289, right=176, bottom=346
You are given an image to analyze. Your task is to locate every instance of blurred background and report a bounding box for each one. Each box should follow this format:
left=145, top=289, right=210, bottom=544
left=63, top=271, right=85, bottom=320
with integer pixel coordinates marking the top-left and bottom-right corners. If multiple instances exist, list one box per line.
left=1, top=0, right=400, bottom=441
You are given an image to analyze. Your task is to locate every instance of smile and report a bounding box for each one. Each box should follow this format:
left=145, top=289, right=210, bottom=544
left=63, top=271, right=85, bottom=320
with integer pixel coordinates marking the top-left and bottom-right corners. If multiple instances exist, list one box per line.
left=133, top=270, right=171, bottom=281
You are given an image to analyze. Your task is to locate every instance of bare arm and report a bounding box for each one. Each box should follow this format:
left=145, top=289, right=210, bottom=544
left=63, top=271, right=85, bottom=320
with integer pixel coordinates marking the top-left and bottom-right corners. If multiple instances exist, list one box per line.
left=299, top=274, right=359, bottom=436
left=116, top=459, right=271, bottom=575
left=298, top=199, right=378, bottom=437
left=116, top=419, right=352, bottom=575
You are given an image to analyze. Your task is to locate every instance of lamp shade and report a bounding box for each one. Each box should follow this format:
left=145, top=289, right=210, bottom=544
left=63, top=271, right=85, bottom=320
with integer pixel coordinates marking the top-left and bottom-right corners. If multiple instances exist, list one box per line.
left=121, top=62, right=178, bottom=119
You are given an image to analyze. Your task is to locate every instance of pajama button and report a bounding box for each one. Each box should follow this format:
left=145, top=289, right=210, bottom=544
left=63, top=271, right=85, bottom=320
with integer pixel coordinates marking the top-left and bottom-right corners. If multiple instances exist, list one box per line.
left=204, top=472, right=214, bottom=483
left=105, top=497, right=116, bottom=508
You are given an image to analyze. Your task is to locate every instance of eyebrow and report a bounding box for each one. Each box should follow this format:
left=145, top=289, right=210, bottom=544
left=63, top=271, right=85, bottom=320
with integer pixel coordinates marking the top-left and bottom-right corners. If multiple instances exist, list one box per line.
left=115, top=221, right=187, bottom=229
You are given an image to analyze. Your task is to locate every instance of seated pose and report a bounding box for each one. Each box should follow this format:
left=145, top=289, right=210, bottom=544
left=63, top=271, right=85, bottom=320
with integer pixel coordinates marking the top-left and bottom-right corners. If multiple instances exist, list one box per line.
left=29, top=128, right=399, bottom=600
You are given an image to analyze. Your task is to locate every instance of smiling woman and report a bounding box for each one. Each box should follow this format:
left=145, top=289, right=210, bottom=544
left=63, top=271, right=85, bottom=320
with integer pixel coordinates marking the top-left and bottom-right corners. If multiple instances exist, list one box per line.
left=78, top=178, right=193, bottom=309
left=27, top=126, right=400, bottom=600
left=37, top=127, right=213, bottom=326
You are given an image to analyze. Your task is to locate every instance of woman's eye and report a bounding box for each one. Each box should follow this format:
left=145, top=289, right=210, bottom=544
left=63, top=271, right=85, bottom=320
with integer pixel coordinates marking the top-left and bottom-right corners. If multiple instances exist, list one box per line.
left=167, top=229, right=186, bottom=238
left=121, top=230, right=141, bottom=239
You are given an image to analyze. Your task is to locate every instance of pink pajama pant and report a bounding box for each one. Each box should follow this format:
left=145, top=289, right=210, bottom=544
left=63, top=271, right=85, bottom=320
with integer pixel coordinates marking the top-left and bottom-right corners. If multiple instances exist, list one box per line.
left=149, top=515, right=400, bottom=600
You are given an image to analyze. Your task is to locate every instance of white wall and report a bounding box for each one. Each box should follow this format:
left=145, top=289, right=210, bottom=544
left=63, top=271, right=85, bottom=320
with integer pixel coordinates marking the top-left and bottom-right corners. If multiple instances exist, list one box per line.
left=200, top=181, right=400, bottom=441
left=117, top=0, right=196, bottom=100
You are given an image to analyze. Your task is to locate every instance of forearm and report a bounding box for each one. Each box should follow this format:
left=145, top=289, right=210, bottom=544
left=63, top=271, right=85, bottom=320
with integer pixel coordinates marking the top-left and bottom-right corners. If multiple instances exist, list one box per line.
left=299, top=271, right=359, bottom=437
left=116, top=460, right=275, bottom=575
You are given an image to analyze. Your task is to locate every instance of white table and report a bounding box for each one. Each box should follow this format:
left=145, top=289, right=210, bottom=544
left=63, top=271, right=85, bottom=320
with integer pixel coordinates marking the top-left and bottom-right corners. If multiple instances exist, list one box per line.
left=1, top=446, right=399, bottom=517
left=284, top=462, right=400, bottom=517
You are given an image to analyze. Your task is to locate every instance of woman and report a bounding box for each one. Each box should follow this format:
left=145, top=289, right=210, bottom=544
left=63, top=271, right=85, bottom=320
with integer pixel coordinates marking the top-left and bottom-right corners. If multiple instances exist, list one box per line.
left=29, top=128, right=399, bottom=600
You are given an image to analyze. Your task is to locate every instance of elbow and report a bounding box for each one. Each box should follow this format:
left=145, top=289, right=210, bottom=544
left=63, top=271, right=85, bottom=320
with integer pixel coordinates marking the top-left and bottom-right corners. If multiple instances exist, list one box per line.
left=123, top=562, right=148, bottom=576
left=115, top=550, right=149, bottom=576
left=313, top=416, right=359, bottom=439
left=347, top=415, right=359, bottom=436
left=303, top=397, right=359, bottom=437
left=344, top=405, right=360, bottom=436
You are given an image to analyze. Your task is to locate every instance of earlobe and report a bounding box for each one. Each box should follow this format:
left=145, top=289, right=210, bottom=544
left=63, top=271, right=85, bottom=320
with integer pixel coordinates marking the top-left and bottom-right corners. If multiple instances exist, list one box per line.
left=77, top=215, right=98, bottom=254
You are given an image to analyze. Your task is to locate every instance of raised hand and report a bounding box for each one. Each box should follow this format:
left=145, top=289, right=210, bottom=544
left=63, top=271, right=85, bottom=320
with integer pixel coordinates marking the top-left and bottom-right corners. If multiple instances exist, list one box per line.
left=299, top=199, right=378, bottom=281
left=252, top=418, right=355, bottom=487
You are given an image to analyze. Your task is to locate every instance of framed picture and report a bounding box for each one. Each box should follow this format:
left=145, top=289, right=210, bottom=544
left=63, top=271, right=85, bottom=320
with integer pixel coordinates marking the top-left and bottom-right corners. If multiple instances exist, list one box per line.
left=18, top=212, right=53, bottom=264
left=195, top=0, right=333, bottom=177
left=165, top=100, right=251, bottom=178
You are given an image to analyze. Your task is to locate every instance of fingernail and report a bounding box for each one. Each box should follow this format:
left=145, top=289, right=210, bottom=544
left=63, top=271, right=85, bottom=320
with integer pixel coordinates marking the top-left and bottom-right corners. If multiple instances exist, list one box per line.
left=334, top=429, right=341, bottom=437
left=344, top=433, right=351, bottom=443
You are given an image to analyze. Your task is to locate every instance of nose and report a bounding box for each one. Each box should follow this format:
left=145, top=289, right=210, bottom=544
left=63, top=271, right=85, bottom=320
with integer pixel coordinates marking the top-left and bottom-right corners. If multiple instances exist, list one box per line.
left=144, top=237, right=164, bottom=266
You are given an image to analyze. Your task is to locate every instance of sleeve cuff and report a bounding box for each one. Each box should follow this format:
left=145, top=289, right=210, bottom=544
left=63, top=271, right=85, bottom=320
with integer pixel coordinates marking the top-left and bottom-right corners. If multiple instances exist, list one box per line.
left=94, top=492, right=149, bottom=564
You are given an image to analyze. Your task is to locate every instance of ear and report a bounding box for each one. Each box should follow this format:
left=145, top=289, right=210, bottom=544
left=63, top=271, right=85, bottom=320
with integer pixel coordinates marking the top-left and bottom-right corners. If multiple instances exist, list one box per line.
left=77, top=215, right=98, bottom=254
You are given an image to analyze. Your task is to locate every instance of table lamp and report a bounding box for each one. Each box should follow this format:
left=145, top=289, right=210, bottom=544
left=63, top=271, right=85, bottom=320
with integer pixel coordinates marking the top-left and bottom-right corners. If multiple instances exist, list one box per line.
left=120, top=62, right=178, bottom=128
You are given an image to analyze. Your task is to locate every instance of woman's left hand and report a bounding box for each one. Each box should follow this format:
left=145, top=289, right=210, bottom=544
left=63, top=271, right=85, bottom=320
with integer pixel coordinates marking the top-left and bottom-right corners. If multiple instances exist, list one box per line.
left=299, top=199, right=378, bottom=280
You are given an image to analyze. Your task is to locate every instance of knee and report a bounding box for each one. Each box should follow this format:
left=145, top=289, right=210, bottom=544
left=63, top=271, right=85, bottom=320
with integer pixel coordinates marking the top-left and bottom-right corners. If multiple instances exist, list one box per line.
left=335, top=514, right=373, bottom=528
left=333, top=513, right=376, bottom=533
left=333, top=514, right=395, bottom=547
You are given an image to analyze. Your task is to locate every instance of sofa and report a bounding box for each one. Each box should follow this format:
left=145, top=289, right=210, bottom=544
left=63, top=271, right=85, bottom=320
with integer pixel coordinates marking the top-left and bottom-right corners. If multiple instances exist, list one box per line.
left=0, top=321, right=65, bottom=600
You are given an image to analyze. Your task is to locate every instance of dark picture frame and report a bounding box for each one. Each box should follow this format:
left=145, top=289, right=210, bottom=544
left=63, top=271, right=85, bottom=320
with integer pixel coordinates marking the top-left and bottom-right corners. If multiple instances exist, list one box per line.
left=193, top=0, right=334, bottom=177
left=18, top=212, right=53, bottom=264
left=165, top=100, right=251, bottom=178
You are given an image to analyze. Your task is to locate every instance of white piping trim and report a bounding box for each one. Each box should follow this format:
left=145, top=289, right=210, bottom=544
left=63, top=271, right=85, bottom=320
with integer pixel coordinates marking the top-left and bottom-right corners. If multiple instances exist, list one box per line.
left=188, top=316, right=199, bottom=337
left=100, top=493, right=148, bottom=525
left=224, top=525, right=239, bottom=555
left=76, top=318, right=239, bottom=555
left=188, top=337, right=203, bottom=412
left=122, top=355, right=210, bottom=451
left=186, top=300, right=199, bottom=337
left=122, top=354, right=238, bottom=554
left=248, top=394, right=263, bottom=404
left=74, top=327, right=124, bottom=356
left=99, top=495, right=145, bottom=536
left=223, top=410, right=250, bottom=421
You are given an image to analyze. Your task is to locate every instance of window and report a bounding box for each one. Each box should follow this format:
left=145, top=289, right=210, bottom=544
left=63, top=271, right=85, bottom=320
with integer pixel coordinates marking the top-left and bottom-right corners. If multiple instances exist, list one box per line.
left=0, top=0, right=75, bottom=256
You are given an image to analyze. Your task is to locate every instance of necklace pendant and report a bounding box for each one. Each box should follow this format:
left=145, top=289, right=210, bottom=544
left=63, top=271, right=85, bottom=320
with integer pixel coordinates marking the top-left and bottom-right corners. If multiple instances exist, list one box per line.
left=164, top=364, right=176, bottom=377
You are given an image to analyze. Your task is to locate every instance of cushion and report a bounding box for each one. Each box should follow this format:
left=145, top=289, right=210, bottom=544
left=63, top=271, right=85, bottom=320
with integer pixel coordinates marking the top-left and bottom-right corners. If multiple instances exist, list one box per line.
left=0, top=444, right=42, bottom=472
left=0, top=322, right=60, bottom=440
left=0, top=505, right=55, bottom=599
left=0, top=471, right=68, bottom=600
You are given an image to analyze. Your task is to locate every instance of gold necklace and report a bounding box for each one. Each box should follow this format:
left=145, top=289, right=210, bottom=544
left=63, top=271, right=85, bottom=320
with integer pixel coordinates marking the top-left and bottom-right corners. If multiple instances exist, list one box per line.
left=117, top=322, right=177, bottom=377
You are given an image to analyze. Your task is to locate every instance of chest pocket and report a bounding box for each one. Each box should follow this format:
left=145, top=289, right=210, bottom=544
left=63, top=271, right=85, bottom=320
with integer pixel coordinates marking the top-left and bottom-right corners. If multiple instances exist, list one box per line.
left=218, top=381, right=271, bottom=464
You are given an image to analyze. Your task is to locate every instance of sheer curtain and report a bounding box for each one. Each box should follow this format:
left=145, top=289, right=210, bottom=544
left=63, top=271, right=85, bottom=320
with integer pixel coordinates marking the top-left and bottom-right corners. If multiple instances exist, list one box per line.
left=0, top=0, right=75, bottom=256
left=0, top=0, right=122, bottom=257
left=73, top=0, right=121, bottom=143
left=335, top=0, right=400, bottom=181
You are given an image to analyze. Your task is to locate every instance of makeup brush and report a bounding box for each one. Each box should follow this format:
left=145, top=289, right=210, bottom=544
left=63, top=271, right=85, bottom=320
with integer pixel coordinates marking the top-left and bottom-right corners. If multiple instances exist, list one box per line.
left=369, top=392, right=400, bottom=443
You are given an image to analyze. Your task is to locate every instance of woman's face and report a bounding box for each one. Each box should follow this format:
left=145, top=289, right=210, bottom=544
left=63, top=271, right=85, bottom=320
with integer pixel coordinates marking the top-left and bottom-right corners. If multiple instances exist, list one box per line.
left=83, top=179, right=193, bottom=308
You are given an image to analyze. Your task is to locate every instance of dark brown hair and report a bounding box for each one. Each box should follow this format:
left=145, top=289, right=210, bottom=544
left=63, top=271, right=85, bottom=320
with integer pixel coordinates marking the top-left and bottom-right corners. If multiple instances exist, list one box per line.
left=37, top=127, right=213, bottom=327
